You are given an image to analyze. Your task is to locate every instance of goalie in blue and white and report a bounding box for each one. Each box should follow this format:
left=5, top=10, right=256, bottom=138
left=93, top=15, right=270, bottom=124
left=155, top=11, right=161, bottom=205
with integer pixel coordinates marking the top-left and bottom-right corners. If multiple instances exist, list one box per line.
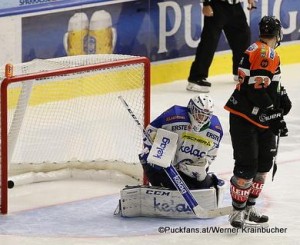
left=142, top=94, right=223, bottom=190
left=118, top=95, right=227, bottom=218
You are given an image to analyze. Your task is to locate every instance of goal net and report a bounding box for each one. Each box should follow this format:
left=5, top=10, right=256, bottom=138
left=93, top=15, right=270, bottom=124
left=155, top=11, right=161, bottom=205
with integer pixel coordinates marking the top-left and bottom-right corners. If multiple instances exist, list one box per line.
left=0, top=54, right=150, bottom=214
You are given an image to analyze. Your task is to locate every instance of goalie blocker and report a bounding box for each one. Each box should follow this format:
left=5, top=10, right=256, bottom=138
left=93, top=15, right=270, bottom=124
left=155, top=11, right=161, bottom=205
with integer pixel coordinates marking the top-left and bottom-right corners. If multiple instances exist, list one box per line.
left=116, top=180, right=227, bottom=218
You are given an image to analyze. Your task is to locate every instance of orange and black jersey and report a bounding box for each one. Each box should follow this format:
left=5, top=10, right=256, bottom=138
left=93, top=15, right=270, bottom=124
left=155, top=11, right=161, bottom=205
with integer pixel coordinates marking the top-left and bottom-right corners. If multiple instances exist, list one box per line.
left=224, top=41, right=281, bottom=129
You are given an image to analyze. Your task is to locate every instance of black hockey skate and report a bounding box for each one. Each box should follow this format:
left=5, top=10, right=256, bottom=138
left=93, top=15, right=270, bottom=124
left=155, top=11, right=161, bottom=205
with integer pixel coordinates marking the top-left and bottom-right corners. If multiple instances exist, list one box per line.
left=244, top=205, right=269, bottom=228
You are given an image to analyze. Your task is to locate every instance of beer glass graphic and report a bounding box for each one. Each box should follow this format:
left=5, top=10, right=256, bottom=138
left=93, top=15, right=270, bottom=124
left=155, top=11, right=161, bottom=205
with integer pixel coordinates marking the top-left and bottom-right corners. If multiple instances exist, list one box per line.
left=64, top=12, right=89, bottom=56
left=88, top=10, right=116, bottom=54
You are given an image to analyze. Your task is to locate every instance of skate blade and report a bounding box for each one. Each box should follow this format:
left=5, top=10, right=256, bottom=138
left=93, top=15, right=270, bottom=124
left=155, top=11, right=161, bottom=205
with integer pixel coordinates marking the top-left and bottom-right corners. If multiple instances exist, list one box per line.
left=244, top=220, right=269, bottom=229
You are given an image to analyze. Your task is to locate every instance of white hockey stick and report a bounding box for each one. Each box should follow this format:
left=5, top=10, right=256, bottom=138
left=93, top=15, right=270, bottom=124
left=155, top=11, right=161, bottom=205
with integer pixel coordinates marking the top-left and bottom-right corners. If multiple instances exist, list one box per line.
left=118, top=96, right=231, bottom=218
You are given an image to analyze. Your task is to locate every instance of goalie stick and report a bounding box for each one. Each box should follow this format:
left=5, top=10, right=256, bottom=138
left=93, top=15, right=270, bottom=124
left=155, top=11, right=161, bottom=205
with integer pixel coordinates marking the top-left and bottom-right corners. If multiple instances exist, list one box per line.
left=118, top=96, right=231, bottom=218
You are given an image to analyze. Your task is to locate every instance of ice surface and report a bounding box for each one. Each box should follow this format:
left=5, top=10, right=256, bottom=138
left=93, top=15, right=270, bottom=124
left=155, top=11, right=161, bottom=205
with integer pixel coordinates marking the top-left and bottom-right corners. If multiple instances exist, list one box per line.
left=0, top=63, right=299, bottom=245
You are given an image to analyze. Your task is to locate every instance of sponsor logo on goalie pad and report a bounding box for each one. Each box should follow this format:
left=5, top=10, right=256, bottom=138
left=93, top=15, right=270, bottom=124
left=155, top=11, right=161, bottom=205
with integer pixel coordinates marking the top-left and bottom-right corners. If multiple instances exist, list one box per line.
left=154, top=197, right=192, bottom=213
left=146, top=189, right=171, bottom=196
left=118, top=185, right=227, bottom=218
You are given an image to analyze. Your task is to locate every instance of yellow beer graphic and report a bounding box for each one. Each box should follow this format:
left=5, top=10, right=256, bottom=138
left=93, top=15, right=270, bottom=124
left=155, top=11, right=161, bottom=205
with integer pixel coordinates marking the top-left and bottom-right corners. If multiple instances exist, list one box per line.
left=64, top=13, right=89, bottom=56
left=88, top=10, right=116, bottom=54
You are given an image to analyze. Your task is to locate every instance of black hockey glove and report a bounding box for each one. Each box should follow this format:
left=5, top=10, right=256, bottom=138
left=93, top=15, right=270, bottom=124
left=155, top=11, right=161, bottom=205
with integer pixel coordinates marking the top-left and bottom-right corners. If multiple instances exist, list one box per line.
left=265, top=108, right=288, bottom=137
left=280, top=86, right=292, bottom=116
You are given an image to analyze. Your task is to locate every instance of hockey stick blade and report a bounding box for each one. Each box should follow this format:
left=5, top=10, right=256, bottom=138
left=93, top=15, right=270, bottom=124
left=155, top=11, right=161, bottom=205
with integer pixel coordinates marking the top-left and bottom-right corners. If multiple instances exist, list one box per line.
left=193, top=205, right=232, bottom=219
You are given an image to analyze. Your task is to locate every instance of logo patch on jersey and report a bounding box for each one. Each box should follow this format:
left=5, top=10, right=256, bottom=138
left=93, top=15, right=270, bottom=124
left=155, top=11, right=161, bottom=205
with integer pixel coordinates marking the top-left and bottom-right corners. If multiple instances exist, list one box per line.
left=247, top=43, right=258, bottom=52
left=260, top=59, right=269, bottom=68
left=259, top=112, right=281, bottom=123
left=182, top=132, right=212, bottom=147
left=215, top=125, right=222, bottom=131
left=166, top=115, right=186, bottom=122
left=171, top=125, right=188, bottom=131
left=206, top=131, right=220, bottom=141
left=270, top=49, right=275, bottom=60
left=261, top=46, right=267, bottom=58
left=179, top=143, right=207, bottom=158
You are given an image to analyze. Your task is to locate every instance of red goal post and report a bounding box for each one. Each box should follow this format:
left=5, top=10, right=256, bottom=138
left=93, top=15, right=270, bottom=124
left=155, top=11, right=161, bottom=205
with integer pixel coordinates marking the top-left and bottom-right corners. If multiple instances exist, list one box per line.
left=0, top=54, right=150, bottom=214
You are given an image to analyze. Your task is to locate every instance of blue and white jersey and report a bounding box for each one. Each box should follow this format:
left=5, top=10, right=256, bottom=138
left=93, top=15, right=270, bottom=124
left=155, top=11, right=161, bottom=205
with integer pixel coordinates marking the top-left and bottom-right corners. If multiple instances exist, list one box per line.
left=145, top=105, right=223, bottom=181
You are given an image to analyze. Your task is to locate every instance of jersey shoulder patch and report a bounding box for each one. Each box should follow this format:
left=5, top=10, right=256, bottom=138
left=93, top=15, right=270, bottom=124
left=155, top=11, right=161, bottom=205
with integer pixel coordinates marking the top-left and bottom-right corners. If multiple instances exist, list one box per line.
left=247, top=41, right=279, bottom=72
left=209, top=115, right=223, bottom=136
left=162, top=105, right=189, bottom=123
left=150, top=105, right=189, bottom=129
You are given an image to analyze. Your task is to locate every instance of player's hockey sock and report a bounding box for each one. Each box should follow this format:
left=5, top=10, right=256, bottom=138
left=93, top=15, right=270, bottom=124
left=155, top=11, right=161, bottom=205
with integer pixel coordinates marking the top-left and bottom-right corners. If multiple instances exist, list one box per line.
left=230, top=176, right=252, bottom=210
left=229, top=176, right=252, bottom=228
left=246, top=173, right=268, bottom=223
left=247, top=172, right=267, bottom=205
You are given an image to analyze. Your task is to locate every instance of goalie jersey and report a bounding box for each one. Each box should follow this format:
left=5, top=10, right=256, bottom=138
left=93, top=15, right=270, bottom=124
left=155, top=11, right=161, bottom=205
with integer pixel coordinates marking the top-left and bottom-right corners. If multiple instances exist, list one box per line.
left=145, top=105, right=223, bottom=181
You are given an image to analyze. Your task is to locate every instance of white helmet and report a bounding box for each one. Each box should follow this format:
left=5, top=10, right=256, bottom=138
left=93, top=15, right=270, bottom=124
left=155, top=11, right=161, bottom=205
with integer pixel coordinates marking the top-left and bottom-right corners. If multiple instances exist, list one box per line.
left=187, top=94, right=214, bottom=132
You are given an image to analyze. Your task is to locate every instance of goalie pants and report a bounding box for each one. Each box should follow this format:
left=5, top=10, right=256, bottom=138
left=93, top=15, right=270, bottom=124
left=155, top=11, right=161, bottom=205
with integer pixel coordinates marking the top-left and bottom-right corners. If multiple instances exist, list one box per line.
left=142, top=164, right=214, bottom=190
left=229, top=113, right=276, bottom=180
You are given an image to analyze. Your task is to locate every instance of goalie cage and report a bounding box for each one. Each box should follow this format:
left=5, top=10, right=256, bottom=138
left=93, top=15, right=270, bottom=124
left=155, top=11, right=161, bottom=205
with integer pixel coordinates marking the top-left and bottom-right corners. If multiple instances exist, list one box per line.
left=0, top=54, right=150, bottom=214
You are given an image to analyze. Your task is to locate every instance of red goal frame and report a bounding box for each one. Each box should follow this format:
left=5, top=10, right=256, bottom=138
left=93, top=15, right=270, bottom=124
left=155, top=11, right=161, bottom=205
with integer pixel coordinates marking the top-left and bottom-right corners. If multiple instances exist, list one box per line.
left=0, top=57, right=150, bottom=214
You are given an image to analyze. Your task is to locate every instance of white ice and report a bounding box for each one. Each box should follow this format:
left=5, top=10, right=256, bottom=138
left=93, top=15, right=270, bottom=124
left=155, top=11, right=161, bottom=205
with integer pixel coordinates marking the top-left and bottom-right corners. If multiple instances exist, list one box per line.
left=0, top=63, right=299, bottom=245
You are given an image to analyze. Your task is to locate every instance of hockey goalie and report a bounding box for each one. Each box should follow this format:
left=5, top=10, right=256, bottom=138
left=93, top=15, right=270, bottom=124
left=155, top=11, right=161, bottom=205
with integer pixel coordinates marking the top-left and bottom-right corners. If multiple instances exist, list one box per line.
left=117, top=94, right=228, bottom=218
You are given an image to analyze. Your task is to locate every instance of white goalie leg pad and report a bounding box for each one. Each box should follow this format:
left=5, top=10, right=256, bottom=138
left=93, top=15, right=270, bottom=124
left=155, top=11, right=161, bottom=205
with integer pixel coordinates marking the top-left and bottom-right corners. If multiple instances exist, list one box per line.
left=217, top=179, right=227, bottom=208
left=118, top=184, right=224, bottom=218
left=147, top=128, right=178, bottom=168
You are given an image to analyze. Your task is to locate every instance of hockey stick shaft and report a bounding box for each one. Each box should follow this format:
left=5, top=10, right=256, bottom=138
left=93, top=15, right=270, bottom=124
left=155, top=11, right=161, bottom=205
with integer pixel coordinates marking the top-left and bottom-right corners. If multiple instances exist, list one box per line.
left=118, top=96, right=230, bottom=218
left=118, top=96, right=152, bottom=146
left=272, top=133, right=280, bottom=181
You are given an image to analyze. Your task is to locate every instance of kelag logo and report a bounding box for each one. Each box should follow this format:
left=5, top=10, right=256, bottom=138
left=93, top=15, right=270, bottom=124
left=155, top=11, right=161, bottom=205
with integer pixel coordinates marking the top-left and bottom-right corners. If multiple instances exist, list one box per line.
left=173, top=175, right=187, bottom=194
left=179, top=143, right=206, bottom=158
left=152, top=137, right=170, bottom=159
left=153, top=197, right=192, bottom=213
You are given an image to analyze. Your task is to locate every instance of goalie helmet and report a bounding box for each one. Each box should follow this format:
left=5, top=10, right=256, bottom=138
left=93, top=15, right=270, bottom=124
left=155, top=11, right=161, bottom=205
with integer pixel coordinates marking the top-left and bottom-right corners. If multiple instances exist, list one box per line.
left=187, top=94, right=214, bottom=132
left=259, top=16, right=283, bottom=48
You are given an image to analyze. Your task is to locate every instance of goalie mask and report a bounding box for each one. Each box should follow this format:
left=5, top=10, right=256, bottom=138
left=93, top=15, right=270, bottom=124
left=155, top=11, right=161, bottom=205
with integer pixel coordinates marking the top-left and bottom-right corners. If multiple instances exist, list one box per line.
left=259, top=16, right=283, bottom=48
left=187, top=94, right=214, bottom=132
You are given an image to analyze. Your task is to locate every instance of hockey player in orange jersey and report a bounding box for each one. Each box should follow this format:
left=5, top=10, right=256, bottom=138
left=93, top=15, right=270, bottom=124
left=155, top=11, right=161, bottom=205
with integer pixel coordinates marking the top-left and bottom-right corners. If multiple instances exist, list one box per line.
left=224, top=16, right=292, bottom=228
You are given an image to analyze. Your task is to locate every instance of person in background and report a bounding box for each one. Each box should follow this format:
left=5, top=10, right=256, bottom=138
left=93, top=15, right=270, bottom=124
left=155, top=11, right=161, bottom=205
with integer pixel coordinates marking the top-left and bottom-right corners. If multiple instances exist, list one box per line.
left=187, top=0, right=256, bottom=93
left=224, top=16, right=292, bottom=228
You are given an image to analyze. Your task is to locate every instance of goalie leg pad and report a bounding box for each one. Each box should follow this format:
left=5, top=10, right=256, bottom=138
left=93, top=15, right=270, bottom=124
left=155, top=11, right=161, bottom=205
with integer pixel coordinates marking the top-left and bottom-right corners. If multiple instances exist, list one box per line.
left=217, top=178, right=227, bottom=208
left=118, top=184, right=224, bottom=219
